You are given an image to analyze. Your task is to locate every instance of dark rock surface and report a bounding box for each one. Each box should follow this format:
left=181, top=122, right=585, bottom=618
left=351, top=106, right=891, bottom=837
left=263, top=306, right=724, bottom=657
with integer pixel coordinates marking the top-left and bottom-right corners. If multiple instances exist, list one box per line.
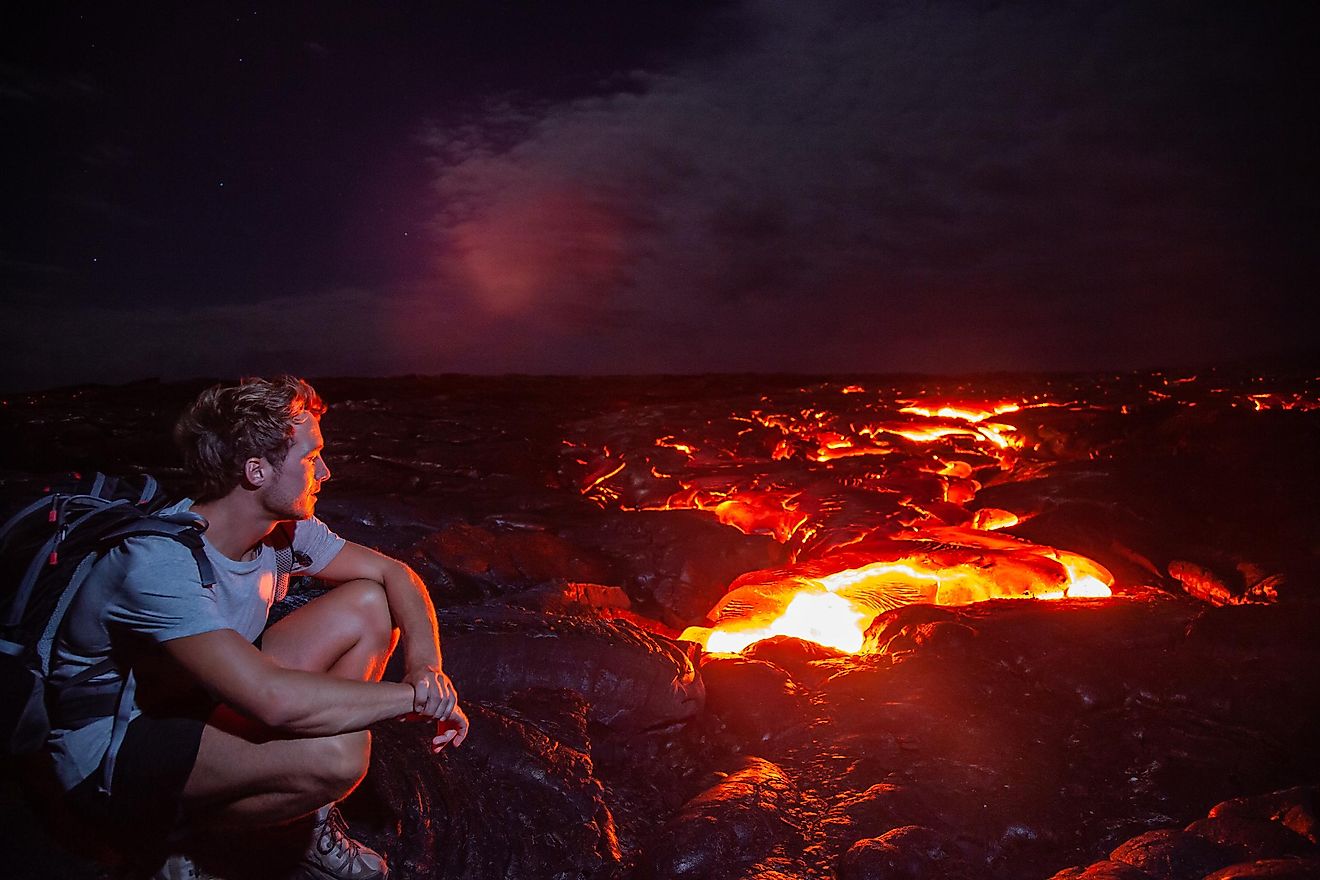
left=352, top=705, right=623, bottom=880
left=1108, top=828, right=1238, bottom=879
left=640, top=756, right=805, bottom=880
left=838, top=824, right=974, bottom=879
left=433, top=605, right=703, bottom=731
left=2, top=370, right=1319, bottom=879
left=699, top=655, right=808, bottom=742
left=1051, top=787, right=1320, bottom=880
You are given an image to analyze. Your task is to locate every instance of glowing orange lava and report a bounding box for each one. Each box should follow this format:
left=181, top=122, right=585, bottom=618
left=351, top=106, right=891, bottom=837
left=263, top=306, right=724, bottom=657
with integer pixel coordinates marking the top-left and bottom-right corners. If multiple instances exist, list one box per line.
left=680, top=532, right=1114, bottom=654
left=898, top=400, right=1022, bottom=422
left=570, top=394, right=1118, bottom=655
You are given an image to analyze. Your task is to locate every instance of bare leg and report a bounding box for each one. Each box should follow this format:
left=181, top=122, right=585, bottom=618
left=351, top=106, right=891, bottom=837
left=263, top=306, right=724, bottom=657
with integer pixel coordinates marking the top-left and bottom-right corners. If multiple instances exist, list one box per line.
left=260, top=579, right=399, bottom=682
left=181, top=579, right=398, bottom=826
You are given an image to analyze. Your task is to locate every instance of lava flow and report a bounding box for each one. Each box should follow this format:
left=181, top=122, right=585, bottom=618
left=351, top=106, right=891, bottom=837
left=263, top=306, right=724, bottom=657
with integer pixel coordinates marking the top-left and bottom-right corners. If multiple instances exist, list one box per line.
left=564, top=387, right=1115, bottom=654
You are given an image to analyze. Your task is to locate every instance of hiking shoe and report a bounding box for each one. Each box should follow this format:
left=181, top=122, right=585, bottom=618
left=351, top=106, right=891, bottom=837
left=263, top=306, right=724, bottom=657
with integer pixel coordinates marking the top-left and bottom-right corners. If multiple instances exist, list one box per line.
left=295, top=804, right=388, bottom=880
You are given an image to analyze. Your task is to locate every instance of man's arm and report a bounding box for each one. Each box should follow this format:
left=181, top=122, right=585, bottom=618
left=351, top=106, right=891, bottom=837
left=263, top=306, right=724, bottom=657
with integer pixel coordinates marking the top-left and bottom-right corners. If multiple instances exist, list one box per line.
left=314, top=541, right=457, bottom=721
left=164, top=628, right=415, bottom=735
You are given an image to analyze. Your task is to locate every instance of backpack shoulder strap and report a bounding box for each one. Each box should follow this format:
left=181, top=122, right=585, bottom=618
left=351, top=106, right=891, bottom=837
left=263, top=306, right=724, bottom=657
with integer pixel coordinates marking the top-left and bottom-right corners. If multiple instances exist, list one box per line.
left=99, top=512, right=215, bottom=589
left=74, top=512, right=216, bottom=797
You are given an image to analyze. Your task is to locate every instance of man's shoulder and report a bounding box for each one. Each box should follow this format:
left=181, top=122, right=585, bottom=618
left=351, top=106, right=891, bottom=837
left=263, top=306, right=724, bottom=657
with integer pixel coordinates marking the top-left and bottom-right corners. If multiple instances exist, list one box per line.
left=288, top=515, right=346, bottom=576
left=99, top=531, right=204, bottom=583
left=105, top=498, right=202, bottom=559
left=71, top=530, right=210, bottom=623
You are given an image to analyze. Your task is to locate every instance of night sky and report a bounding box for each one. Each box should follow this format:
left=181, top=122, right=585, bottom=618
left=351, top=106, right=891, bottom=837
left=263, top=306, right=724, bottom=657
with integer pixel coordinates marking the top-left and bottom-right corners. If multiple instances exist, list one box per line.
left=3, top=2, right=1316, bottom=391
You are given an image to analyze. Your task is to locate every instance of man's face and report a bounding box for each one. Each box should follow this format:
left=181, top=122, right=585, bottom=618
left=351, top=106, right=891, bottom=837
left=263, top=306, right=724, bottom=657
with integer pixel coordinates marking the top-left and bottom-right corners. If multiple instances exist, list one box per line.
left=263, top=415, right=330, bottom=521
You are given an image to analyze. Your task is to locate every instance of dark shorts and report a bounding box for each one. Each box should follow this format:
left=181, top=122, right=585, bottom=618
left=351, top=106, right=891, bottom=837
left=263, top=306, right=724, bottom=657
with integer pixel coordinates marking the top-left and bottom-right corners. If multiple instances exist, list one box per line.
left=65, top=632, right=268, bottom=841
left=67, top=700, right=212, bottom=840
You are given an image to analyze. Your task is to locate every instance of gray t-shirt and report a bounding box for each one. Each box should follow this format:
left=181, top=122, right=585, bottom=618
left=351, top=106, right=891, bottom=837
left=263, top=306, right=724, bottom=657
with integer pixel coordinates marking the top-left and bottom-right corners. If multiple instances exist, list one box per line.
left=46, top=499, right=345, bottom=790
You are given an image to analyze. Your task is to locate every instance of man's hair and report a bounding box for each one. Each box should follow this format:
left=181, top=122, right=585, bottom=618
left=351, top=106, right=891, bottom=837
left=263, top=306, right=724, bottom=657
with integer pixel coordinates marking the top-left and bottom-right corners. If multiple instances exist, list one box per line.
left=174, top=375, right=326, bottom=501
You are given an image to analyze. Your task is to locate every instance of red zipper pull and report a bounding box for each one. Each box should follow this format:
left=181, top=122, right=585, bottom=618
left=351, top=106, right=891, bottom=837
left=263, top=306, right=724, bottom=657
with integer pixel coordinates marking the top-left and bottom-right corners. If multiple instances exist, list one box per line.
left=49, top=498, right=67, bottom=565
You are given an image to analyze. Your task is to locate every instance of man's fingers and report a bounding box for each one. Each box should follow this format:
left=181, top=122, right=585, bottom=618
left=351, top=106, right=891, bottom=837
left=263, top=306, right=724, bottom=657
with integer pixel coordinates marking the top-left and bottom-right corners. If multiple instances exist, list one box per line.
left=454, top=712, right=469, bottom=749
left=410, top=672, right=460, bottom=723
left=430, top=675, right=455, bottom=717
left=424, top=680, right=444, bottom=716
left=412, top=674, right=458, bottom=718
left=451, top=708, right=470, bottom=746
left=435, top=674, right=458, bottom=720
left=431, top=729, right=457, bottom=752
left=431, top=706, right=469, bottom=752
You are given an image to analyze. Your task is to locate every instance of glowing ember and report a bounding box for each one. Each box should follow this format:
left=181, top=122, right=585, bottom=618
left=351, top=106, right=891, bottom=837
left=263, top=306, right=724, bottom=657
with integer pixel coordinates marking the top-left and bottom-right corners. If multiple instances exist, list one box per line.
left=1245, top=393, right=1320, bottom=412
left=656, top=436, right=697, bottom=454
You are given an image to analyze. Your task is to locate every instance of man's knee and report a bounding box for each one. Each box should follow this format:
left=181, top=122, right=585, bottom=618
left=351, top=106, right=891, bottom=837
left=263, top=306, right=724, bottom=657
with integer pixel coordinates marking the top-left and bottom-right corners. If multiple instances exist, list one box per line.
left=337, top=579, right=394, bottom=643
left=305, top=730, right=372, bottom=804
left=339, top=579, right=391, bottom=626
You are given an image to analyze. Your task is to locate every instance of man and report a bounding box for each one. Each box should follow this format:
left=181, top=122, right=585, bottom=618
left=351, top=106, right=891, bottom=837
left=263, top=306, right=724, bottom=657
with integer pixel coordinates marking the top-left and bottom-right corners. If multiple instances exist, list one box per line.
left=46, top=376, right=467, bottom=879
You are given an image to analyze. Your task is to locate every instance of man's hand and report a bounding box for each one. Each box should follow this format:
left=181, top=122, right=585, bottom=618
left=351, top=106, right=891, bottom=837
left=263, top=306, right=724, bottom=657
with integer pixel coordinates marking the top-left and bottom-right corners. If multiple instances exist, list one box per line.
left=404, top=665, right=468, bottom=753
left=404, top=665, right=458, bottom=721
left=432, top=704, right=470, bottom=753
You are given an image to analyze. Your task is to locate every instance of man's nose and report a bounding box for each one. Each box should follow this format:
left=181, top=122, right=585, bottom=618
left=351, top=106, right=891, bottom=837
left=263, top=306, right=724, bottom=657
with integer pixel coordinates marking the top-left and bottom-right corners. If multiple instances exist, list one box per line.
left=316, top=457, right=331, bottom=482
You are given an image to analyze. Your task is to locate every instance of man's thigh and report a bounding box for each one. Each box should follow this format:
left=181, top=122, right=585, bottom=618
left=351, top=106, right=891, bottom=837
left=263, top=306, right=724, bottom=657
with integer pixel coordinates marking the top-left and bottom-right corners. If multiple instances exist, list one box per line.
left=259, top=579, right=395, bottom=676
left=181, top=583, right=389, bottom=808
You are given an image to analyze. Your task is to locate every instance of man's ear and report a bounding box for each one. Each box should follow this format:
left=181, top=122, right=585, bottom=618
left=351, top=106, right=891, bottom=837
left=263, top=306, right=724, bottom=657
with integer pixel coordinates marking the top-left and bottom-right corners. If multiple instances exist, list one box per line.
left=243, top=456, right=269, bottom=487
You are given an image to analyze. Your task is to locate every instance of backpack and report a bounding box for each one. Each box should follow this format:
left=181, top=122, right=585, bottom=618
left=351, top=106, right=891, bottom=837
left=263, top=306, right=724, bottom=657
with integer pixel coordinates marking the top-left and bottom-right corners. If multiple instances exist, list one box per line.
left=0, top=473, right=214, bottom=793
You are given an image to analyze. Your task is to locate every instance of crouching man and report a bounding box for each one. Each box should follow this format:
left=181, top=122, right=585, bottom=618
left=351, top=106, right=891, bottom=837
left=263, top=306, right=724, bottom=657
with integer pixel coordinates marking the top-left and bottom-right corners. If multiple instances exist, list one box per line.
left=45, top=376, right=467, bottom=879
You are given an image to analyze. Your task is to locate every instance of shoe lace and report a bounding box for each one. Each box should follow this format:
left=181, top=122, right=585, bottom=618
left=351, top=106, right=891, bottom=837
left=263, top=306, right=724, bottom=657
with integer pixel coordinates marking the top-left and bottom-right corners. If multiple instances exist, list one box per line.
left=149, top=854, right=200, bottom=880
left=316, top=807, right=364, bottom=863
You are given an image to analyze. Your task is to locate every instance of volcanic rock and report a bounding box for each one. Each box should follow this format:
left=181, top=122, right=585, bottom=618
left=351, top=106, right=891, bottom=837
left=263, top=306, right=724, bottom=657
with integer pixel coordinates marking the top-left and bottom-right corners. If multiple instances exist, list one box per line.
left=838, top=824, right=972, bottom=880
left=1202, top=859, right=1320, bottom=879
left=699, top=655, right=809, bottom=743
left=1185, top=817, right=1317, bottom=862
left=435, top=605, right=703, bottom=731
left=640, top=756, right=804, bottom=880
left=347, top=704, right=621, bottom=880
left=1209, top=787, right=1320, bottom=845
left=829, top=782, right=939, bottom=840
left=743, top=634, right=846, bottom=686
left=863, top=604, right=975, bottom=657
left=1055, top=786, right=1320, bottom=879
left=556, top=509, right=788, bottom=627
left=1047, top=862, right=1160, bottom=879
left=501, top=580, right=634, bottom=615
left=412, top=520, right=614, bottom=598
left=1109, top=828, right=1238, bottom=879
left=984, top=491, right=1167, bottom=588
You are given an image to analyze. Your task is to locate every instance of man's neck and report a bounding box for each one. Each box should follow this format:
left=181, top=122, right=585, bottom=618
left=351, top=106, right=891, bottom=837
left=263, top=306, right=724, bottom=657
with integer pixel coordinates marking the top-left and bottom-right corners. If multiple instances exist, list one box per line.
left=191, top=494, right=281, bottom=562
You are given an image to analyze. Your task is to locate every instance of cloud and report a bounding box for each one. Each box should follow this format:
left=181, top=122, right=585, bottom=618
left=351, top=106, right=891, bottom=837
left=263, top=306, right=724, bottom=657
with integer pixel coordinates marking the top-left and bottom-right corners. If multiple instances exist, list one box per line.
left=420, top=0, right=1282, bottom=373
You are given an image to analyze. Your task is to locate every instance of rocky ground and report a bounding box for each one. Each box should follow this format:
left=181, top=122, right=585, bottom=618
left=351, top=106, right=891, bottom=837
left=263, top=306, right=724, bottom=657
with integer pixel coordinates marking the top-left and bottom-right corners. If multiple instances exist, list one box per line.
left=2, top=370, right=1318, bottom=879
